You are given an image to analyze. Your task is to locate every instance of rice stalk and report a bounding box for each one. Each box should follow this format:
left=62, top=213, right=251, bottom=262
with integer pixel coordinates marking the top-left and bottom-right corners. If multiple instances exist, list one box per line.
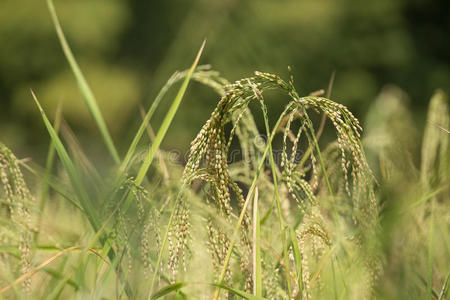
left=0, top=143, right=34, bottom=293
left=181, top=70, right=376, bottom=299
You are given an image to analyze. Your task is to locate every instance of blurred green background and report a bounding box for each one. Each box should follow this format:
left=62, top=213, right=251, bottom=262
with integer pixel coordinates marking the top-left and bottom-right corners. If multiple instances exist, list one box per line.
left=0, top=0, right=449, bottom=163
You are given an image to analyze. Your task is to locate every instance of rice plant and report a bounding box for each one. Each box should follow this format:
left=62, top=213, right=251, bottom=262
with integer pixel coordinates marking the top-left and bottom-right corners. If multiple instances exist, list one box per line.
left=0, top=2, right=449, bottom=300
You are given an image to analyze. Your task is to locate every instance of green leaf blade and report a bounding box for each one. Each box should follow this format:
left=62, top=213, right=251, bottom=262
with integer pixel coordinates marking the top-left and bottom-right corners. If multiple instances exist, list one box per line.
left=136, top=39, right=206, bottom=185
left=46, top=0, right=120, bottom=165
left=31, top=90, right=100, bottom=232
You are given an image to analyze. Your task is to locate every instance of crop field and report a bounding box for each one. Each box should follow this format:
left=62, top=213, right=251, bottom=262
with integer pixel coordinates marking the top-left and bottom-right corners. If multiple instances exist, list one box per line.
left=0, top=1, right=449, bottom=299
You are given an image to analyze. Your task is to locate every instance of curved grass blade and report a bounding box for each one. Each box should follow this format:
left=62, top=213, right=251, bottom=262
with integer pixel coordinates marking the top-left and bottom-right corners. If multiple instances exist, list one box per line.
left=124, top=41, right=206, bottom=220
left=46, top=0, right=120, bottom=165
left=135, top=39, right=205, bottom=185
left=120, top=71, right=184, bottom=173
left=138, top=104, right=170, bottom=180
left=289, top=227, right=303, bottom=292
left=27, top=97, right=126, bottom=291
left=0, top=246, right=81, bottom=294
left=117, top=46, right=208, bottom=296
left=0, top=246, right=104, bottom=295
left=31, top=90, right=100, bottom=231
left=211, top=283, right=267, bottom=300
left=35, top=102, right=62, bottom=243
left=19, top=161, right=83, bottom=211
left=151, top=282, right=186, bottom=300
left=120, top=64, right=223, bottom=173
left=438, top=274, right=449, bottom=300
left=151, top=282, right=267, bottom=300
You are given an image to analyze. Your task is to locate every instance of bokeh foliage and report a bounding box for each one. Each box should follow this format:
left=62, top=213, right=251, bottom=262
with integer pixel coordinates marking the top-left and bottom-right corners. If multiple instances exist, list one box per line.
left=0, top=0, right=449, bottom=157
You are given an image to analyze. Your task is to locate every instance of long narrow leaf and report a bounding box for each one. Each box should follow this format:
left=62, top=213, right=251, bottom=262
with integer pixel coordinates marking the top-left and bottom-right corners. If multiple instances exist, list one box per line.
left=289, top=227, right=303, bottom=292
left=151, top=282, right=185, bottom=300
left=35, top=102, right=62, bottom=243
left=120, top=65, right=221, bottom=173
left=427, top=199, right=435, bottom=299
left=120, top=71, right=184, bottom=172
left=20, top=161, right=83, bottom=211
left=438, top=274, right=449, bottom=300
left=211, top=283, right=267, bottom=300
left=256, top=86, right=292, bottom=296
left=31, top=91, right=100, bottom=231
left=46, top=0, right=120, bottom=164
left=135, top=39, right=205, bottom=185
left=123, top=41, right=206, bottom=218
left=0, top=246, right=81, bottom=294
left=124, top=44, right=208, bottom=296
left=151, top=282, right=267, bottom=300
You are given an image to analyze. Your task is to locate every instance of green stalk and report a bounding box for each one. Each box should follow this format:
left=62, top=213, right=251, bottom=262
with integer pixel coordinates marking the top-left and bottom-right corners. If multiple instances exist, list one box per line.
left=300, top=106, right=334, bottom=198
left=299, top=105, right=339, bottom=298
left=31, top=91, right=100, bottom=232
left=253, top=188, right=262, bottom=296
left=122, top=40, right=205, bottom=215
left=331, top=258, right=338, bottom=300
left=289, top=227, right=303, bottom=293
left=213, top=104, right=294, bottom=300
left=143, top=41, right=205, bottom=298
left=32, top=91, right=133, bottom=296
left=121, top=64, right=226, bottom=174
left=427, top=199, right=435, bottom=299
left=120, top=71, right=186, bottom=173
left=438, top=274, right=449, bottom=300
left=136, top=40, right=205, bottom=185
left=34, top=103, right=62, bottom=243
left=147, top=184, right=187, bottom=299
left=258, top=95, right=292, bottom=297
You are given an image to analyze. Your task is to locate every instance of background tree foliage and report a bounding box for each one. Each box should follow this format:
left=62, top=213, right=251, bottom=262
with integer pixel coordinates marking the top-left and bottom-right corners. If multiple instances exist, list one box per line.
left=0, top=0, right=448, bottom=160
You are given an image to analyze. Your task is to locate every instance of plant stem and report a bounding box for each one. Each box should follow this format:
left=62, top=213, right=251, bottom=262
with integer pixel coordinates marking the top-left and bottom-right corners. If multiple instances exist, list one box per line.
left=213, top=103, right=294, bottom=300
